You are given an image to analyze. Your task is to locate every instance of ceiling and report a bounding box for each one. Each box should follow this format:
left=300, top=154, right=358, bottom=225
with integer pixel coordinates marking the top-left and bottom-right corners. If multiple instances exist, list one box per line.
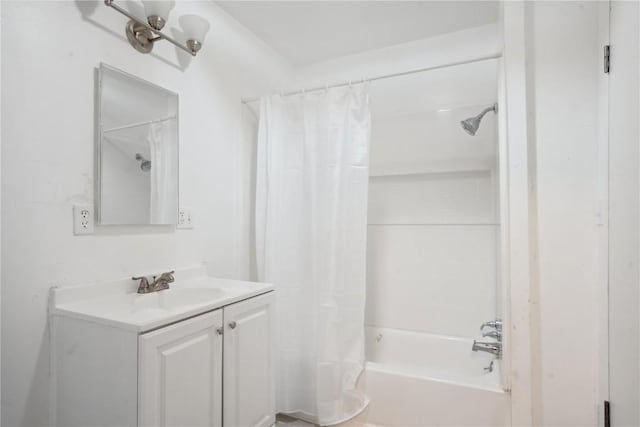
left=216, top=1, right=499, bottom=66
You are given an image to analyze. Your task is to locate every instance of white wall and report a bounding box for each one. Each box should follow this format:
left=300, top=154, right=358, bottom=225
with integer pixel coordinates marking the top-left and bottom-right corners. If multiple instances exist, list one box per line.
left=511, top=1, right=602, bottom=424
left=0, top=1, right=291, bottom=426
left=607, top=1, right=639, bottom=424
left=533, top=2, right=600, bottom=424
left=1, top=1, right=3, bottom=421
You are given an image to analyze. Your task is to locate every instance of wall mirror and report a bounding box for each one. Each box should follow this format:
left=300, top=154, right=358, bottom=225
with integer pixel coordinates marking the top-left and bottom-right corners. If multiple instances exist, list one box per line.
left=97, top=63, right=178, bottom=225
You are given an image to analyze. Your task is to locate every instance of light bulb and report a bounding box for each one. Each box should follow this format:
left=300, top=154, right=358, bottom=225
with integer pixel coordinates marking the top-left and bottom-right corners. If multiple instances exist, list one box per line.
left=179, top=14, right=210, bottom=54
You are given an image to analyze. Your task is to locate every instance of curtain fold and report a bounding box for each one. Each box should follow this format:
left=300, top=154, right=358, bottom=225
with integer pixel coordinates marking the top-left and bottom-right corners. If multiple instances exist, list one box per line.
left=256, top=84, right=371, bottom=426
left=148, top=120, right=177, bottom=224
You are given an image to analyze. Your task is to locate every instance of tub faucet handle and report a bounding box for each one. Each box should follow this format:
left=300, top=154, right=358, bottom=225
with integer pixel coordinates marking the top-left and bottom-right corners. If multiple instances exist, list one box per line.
left=482, top=330, right=502, bottom=341
left=484, top=360, right=494, bottom=373
left=480, top=319, right=502, bottom=332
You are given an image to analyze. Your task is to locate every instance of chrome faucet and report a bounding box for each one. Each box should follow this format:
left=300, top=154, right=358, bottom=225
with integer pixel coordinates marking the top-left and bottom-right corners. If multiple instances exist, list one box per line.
left=474, top=318, right=503, bottom=359
left=482, top=329, right=502, bottom=340
left=480, top=319, right=502, bottom=332
left=472, top=340, right=502, bottom=357
left=133, top=270, right=175, bottom=294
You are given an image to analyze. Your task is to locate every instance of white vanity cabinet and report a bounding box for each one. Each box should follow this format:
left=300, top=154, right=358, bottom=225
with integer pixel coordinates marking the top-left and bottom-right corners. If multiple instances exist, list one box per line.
left=223, top=293, right=275, bottom=427
left=138, top=293, right=275, bottom=427
left=138, top=309, right=224, bottom=427
left=50, top=271, right=275, bottom=427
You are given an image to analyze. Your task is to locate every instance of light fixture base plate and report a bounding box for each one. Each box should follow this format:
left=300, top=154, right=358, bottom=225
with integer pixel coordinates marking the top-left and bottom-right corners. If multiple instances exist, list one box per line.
left=125, top=20, right=154, bottom=54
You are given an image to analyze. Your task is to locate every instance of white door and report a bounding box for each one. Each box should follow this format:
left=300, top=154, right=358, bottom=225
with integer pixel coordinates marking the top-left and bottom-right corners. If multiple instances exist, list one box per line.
left=138, top=309, right=224, bottom=427
left=608, top=1, right=640, bottom=425
left=223, top=292, right=275, bottom=427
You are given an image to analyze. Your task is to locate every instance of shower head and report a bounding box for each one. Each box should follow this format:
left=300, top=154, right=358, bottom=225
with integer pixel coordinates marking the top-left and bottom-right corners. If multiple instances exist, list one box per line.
left=460, top=116, right=483, bottom=136
left=135, top=153, right=152, bottom=172
left=460, top=103, right=498, bottom=136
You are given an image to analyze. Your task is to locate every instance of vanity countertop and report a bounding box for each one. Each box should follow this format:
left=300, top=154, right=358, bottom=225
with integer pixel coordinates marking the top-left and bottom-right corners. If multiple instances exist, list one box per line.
left=49, top=266, right=274, bottom=333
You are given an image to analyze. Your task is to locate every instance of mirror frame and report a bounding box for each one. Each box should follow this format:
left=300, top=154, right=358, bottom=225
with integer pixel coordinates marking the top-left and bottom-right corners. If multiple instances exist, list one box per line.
left=96, top=63, right=180, bottom=226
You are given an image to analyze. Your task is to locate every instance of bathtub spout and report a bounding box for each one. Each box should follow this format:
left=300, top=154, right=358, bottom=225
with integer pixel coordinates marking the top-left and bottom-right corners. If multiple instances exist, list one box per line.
left=472, top=340, right=502, bottom=358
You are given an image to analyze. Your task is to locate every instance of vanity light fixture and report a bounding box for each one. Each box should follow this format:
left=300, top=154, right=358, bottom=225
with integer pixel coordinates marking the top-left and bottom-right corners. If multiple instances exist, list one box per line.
left=104, top=0, right=210, bottom=57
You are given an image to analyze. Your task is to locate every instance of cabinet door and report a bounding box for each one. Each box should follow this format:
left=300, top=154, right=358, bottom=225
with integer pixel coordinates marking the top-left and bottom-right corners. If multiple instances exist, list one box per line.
left=223, top=292, right=275, bottom=427
left=139, top=309, right=223, bottom=427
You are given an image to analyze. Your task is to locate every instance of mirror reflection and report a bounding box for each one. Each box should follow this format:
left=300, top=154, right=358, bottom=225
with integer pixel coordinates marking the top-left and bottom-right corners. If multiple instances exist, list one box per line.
left=98, top=64, right=179, bottom=225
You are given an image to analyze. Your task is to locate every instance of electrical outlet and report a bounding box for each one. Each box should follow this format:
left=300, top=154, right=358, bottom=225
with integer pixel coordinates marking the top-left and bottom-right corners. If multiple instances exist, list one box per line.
left=177, top=207, right=193, bottom=229
left=73, top=204, right=94, bottom=235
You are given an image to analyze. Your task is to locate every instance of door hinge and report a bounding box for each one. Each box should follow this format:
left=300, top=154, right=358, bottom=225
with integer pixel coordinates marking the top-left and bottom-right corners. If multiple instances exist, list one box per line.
left=604, top=45, right=611, bottom=73
left=604, top=400, right=611, bottom=427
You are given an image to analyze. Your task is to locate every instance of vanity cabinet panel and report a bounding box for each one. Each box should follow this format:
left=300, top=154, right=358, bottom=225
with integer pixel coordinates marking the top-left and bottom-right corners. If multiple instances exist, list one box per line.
left=223, top=292, right=275, bottom=427
left=138, top=309, right=223, bottom=427
left=52, top=316, right=139, bottom=427
left=52, top=275, right=275, bottom=427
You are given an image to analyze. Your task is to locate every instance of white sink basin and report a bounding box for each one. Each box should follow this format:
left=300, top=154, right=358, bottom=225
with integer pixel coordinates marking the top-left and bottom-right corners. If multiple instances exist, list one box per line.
left=50, top=268, right=274, bottom=332
left=132, top=287, right=227, bottom=312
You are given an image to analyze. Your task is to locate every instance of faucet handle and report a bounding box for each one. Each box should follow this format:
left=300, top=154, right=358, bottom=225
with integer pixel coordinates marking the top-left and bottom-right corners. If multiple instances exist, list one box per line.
left=482, top=330, right=502, bottom=340
left=484, top=360, right=494, bottom=373
left=158, top=270, right=175, bottom=282
left=480, top=319, right=503, bottom=332
left=152, top=270, right=175, bottom=289
left=132, top=276, right=151, bottom=293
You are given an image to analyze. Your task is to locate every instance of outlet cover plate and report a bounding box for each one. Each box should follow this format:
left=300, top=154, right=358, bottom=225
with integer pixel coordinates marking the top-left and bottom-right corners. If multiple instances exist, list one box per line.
left=177, top=207, right=193, bottom=229
left=73, top=204, right=94, bottom=235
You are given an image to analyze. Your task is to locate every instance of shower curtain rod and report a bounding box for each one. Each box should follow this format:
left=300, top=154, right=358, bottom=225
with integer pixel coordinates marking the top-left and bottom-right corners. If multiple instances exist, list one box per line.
left=102, top=115, right=177, bottom=133
left=240, top=52, right=502, bottom=104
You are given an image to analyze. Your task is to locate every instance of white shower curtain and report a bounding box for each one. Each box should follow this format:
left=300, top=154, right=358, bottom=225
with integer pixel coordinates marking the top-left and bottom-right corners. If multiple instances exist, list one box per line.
left=148, top=120, right=177, bottom=224
left=256, top=85, right=371, bottom=426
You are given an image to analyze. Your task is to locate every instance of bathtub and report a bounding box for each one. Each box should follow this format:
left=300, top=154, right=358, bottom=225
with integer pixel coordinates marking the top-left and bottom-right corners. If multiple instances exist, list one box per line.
left=351, top=327, right=510, bottom=426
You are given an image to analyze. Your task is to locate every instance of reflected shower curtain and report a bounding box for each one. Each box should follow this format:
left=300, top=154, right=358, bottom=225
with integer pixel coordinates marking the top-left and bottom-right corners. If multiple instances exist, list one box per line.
left=148, top=121, right=176, bottom=224
left=256, top=85, right=371, bottom=426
